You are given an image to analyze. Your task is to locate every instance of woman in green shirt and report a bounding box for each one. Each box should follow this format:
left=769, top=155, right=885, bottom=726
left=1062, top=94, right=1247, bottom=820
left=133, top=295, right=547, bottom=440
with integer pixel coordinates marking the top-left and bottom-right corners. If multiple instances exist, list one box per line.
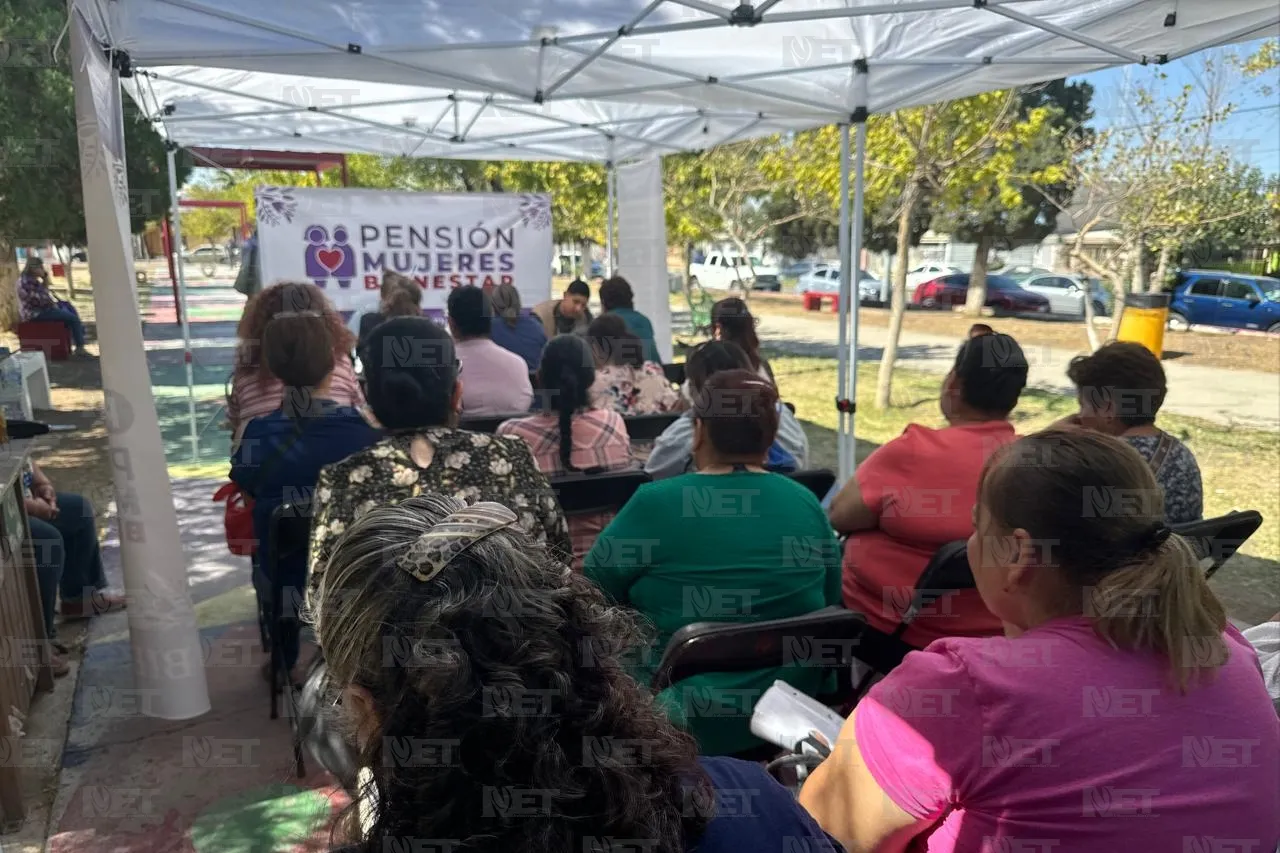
left=584, top=369, right=841, bottom=755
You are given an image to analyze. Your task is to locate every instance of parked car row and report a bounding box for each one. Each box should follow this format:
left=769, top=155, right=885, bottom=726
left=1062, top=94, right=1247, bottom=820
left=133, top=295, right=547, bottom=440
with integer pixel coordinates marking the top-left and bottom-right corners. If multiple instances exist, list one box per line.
left=913, top=273, right=1051, bottom=315
left=689, top=253, right=782, bottom=291
left=795, top=264, right=883, bottom=304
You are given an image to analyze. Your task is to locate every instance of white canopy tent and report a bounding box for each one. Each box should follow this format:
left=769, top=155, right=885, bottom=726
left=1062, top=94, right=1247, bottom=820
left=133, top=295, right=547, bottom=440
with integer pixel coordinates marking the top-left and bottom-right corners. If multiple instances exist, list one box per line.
left=68, top=0, right=1275, bottom=716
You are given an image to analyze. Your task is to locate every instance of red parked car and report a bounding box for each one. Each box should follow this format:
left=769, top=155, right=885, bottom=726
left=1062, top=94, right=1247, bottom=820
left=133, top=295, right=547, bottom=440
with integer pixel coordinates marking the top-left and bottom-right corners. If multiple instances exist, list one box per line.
left=912, top=273, right=1051, bottom=315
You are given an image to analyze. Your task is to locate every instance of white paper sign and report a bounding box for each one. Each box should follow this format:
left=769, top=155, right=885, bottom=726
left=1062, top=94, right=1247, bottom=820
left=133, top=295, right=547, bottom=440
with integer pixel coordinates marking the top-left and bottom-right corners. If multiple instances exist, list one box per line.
left=255, top=187, right=554, bottom=316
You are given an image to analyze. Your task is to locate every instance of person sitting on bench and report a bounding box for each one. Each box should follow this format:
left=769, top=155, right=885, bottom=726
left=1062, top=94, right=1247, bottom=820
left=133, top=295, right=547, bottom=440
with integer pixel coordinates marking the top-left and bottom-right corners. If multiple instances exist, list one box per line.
left=17, top=257, right=91, bottom=358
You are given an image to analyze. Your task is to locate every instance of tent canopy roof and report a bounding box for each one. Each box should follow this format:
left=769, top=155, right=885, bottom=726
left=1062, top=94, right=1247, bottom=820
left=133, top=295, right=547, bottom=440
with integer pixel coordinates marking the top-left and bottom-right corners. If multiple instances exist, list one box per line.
left=93, top=0, right=1278, bottom=161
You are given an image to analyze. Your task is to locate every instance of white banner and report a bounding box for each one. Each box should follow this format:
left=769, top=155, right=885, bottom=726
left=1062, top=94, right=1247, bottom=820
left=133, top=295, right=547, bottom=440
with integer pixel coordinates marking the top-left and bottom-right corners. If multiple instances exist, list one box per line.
left=70, top=5, right=209, bottom=720
left=255, top=187, right=554, bottom=317
left=617, top=159, right=672, bottom=363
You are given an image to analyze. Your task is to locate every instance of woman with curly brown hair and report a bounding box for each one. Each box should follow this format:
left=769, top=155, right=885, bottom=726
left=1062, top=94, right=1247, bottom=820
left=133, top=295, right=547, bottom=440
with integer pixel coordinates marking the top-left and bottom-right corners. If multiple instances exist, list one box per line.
left=312, top=494, right=841, bottom=853
left=228, top=282, right=364, bottom=443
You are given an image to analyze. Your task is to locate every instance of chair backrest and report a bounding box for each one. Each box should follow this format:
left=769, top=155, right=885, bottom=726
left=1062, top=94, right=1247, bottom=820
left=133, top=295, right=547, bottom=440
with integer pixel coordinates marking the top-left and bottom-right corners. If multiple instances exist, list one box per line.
left=896, top=540, right=974, bottom=636
left=458, top=414, right=525, bottom=434
left=786, top=469, right=836, bottom=502
left=623, top=412, right=683, bottom=442
left=651, top=606, right=867, bottom=693
left=1171, top=510, right=1264, bottom=579
left=550, top=468, right=651, bottom=516
left=661, top=362, right=686, bottom=386
left=267, top=500, right=314, bottom=610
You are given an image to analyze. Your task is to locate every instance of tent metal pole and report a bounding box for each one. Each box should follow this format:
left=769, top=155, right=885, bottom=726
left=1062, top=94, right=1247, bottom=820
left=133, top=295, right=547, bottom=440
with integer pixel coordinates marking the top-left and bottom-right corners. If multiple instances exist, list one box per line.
left=848, top=118, right=868, bottom=476
left=606, top=142, right=617, bottom=278
left=835, top=124, right=852, bottom=485
left=165, top=144, right=200, bottom=462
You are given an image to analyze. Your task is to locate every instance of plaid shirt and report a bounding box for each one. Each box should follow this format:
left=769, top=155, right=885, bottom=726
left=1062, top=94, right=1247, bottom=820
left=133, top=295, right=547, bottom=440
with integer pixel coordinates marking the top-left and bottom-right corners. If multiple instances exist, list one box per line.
left=497, top=408, right=633, bottom=566
left=18, top=273, right=56, bottom=321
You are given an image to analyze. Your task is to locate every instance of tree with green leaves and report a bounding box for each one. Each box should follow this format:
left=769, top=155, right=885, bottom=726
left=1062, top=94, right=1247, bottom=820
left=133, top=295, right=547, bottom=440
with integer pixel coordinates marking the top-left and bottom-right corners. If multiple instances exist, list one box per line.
left=931, top=80, right=1093, bottom=317
left=1, top=0, right=184, bottom=326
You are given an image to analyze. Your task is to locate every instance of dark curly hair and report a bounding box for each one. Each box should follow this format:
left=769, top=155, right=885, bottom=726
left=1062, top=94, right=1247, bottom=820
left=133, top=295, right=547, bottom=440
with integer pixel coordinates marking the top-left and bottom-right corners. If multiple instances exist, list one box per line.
left=586, top=314, right=645, bottom=369
left=235, top=282, right=354, bottom=379
left=1066, top=341, right=1167, bottom=427
left=710, top=298, right=763, bottom=373
left=312, top=495, right=714, bottom=853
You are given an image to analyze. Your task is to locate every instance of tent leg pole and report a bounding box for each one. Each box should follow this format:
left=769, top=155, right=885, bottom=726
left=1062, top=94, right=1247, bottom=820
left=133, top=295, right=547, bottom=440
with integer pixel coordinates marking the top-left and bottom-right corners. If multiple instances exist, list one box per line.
left=605, top=161, right=616, bottom=278
left=166, top=145, right=199, bottom=463
left=835, top=124, right=852, bottom=486
left=848, top=119, right=868, bottom=477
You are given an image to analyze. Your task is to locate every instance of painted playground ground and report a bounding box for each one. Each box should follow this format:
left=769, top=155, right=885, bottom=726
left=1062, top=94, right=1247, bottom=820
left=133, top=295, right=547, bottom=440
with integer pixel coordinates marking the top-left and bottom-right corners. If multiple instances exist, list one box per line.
left=41, top=268, right=352, bottom=852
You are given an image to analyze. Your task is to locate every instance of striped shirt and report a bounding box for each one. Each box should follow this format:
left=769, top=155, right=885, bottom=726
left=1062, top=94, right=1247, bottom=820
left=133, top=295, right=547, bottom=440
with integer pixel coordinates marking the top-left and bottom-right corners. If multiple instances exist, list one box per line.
left=228, top=357, right=364, bottom=439
left=497, top=408, right=633, bottom=567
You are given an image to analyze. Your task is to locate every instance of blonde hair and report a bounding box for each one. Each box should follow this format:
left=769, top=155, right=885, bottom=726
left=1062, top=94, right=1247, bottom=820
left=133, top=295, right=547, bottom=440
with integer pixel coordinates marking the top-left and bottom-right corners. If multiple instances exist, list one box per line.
left=489, top=282, right=522, bottom=328
left=379, top=271, right=422, bottom=317
left=980, top=428, right=1227, bottom=692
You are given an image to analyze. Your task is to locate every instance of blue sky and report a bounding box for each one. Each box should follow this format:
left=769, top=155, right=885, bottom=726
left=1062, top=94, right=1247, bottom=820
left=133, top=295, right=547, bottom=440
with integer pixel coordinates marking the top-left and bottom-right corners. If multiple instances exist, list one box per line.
left=1071, top=38, right=1279, bottom=175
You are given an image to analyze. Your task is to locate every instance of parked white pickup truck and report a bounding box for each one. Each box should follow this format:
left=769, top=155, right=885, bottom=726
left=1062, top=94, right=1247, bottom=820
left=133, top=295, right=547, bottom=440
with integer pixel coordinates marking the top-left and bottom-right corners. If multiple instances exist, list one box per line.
left=688, top=253, right=782, bottom=291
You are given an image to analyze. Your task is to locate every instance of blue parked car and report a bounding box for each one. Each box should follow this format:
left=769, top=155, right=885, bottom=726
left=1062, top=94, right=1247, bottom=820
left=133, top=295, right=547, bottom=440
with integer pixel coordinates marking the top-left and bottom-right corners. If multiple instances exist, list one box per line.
left=1168, top=271, right=1280, bottom=334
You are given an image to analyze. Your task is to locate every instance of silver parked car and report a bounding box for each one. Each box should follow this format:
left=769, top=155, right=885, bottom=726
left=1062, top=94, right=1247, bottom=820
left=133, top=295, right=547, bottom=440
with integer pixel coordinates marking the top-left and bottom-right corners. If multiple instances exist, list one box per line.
left=1007, top=271, right=1112, bottom=317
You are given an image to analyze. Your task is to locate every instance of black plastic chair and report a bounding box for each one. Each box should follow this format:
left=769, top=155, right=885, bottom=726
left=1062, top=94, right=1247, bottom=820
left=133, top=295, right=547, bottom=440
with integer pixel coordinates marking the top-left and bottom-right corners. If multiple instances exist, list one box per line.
left=651, top=606, right=867, bottom=702
left=623, top=412, right=683, bottom=442
left=786, top=469, right=836, bottom=502
left=847, top=540, right=973, bottom=702
left=662, top=362, right=686, bottom=386
left=264, top=500, right=313, bottom=778
left=1172, top=509, right=1264, bottom=579
left=550, top=469, right=651, bottom=515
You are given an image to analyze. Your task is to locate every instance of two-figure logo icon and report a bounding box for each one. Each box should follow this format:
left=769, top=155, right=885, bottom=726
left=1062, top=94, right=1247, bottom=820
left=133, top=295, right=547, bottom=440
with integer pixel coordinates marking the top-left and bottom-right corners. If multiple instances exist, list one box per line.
left=304, top=224, right=355, bottom=288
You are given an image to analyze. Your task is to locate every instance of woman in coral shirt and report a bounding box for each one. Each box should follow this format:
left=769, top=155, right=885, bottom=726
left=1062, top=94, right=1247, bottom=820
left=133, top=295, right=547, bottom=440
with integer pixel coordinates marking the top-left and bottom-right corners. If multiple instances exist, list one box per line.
left=828, top=331, right=1028, bottom=647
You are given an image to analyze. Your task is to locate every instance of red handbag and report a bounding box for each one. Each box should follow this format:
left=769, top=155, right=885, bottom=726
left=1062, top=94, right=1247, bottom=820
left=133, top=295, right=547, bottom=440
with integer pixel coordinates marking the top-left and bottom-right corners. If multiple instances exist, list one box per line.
left=213, top=482, right=258, bottom=556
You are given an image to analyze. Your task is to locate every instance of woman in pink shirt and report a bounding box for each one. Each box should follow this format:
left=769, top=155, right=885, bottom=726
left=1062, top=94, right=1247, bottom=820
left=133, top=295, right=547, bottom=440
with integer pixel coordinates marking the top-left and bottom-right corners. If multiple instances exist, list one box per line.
left=228, top=283, right=364, bottom=443
left=802, top=428, right=1280, bottom=853
left=829, top=331, right=1028, bottom=647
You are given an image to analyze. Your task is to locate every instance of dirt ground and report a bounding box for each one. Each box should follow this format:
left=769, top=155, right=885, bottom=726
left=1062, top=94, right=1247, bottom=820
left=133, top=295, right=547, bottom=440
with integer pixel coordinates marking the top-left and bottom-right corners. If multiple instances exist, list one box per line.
left=745, top=292, right=1280, bottom=373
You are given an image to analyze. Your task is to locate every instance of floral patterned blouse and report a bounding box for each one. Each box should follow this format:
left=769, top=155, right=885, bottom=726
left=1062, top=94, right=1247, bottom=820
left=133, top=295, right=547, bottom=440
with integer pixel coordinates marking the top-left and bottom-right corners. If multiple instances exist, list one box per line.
left=590, top=362, right=683, bottom=416
left=306, top=427, right=571, bottom=603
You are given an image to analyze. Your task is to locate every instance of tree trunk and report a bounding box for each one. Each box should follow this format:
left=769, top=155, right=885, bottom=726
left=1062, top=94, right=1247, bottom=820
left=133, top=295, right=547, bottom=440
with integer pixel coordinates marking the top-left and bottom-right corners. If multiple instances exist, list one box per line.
left=1149, top=245, right=1172, bottom=293
left=55, top=245, right=77, bottom=300
left=1131, top=237, right=1148, bottom=294
left=683, top=241, right=694, bottom=299
left=0, top=240, right=20, bottom=333
left=875, top=181, right=920, bottom=410
left=962, top=235, right=992, bottom=317
left=1081, top=280, right=1100, bottom=352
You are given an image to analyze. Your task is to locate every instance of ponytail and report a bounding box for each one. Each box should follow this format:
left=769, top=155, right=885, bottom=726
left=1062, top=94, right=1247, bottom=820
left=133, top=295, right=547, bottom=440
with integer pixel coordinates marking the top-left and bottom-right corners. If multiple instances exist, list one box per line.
left=981, top=429, right=1229, bottom=693
left=1086, top=533, right=1227, bottom=692
left=538, top=336, right=596, bottom=473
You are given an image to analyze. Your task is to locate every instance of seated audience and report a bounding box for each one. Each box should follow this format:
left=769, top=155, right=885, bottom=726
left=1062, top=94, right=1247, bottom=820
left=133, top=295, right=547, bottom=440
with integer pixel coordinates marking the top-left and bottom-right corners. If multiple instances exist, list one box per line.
left=533, top=278, right=592, bottom=338
left=711, top=297, right=774, bottom=383
left=586, top=314, right=682, bottom=415
left=229, top=283, right=364, bottom=444
left=348, top=271, right=423, bottom=349
left=829, top=331, right=1027, bottom=648
left=600, top=275, right=661, bottom=364
left=1063, top=341, right=1203, bottom=524
left=17, top=256, right=91, bottom=357
left=447, top=285, right=534, bottom=416
left=645, top=341, right=808, bottom=480
left=800, top=429, right=1280, bottom=853
left=307, top=317, right=569, bottom=603
left=230, top=283, right=382, bottom=675
left=25, top=460, right=125, bottom=676
left=586, top=370, right=840, bottom=755
left=498, top=335, right=632, bottom=567
left=312, top=495, right=842, bottom=853
left=488, top=282, right=548, bottom=371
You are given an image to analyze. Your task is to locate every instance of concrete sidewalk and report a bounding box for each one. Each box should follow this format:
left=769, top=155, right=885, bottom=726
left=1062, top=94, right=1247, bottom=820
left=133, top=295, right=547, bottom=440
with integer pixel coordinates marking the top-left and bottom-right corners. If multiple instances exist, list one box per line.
left=758, top=314, right=1280, bottom=431
left=44, top=477, right=345, bottom=853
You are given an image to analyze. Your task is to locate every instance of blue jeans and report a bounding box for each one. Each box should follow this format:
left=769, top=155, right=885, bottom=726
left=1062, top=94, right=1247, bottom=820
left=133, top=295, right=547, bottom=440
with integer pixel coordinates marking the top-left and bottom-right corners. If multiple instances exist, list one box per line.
left=31, top=307, right=85, bottom=348
left=27, top=493, right=107, bottom=639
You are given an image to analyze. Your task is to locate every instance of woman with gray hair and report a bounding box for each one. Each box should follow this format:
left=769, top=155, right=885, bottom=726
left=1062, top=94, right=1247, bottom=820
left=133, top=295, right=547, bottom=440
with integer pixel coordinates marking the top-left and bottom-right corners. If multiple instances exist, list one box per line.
left=488, top=282, right=547, bottom=371
left=312, top=494, right=841, bottom=853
